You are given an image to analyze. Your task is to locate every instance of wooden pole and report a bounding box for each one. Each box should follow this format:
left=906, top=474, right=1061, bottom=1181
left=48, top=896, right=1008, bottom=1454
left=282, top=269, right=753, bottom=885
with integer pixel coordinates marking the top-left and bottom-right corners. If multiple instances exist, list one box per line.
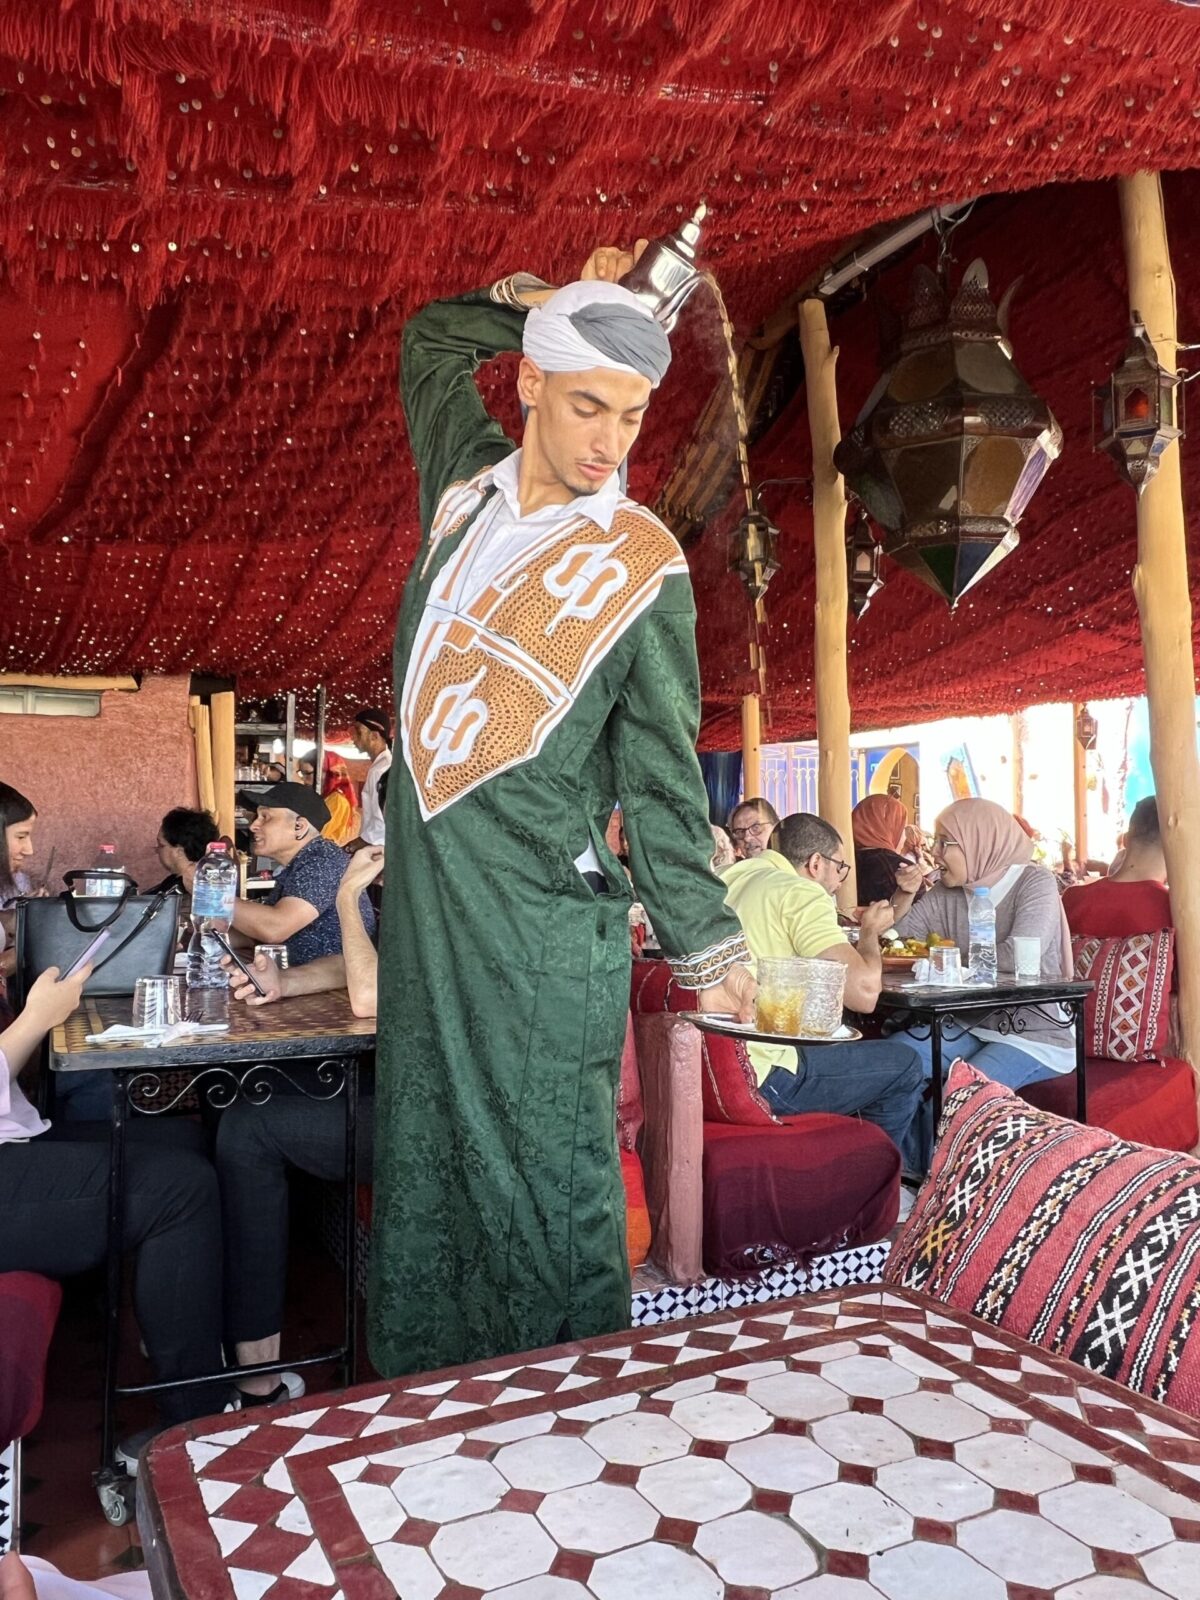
left=1072, top=705, right=1089, bottom=871
left=741, top=693, right=762, bottom=800
left=1119, top=171, right=1200, bottom=1070
left=190, top=698, right=216, bottom=819
left=799, top=297, right=857, bottom=909
left=209, top=691, right=237, bottom=843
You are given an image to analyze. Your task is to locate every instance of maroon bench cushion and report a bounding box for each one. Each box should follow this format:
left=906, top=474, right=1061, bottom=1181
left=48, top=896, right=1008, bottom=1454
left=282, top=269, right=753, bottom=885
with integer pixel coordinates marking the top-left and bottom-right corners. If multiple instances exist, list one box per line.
left=1019, top=1056, right=1198, bottom=1152
left=702, top=1113, right=900, bottom=1277
left=0, top=1272, right=62, bottom=1448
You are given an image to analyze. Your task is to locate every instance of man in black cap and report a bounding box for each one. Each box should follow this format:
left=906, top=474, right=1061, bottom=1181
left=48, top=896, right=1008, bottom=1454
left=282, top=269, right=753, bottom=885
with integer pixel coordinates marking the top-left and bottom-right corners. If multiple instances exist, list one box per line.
left=223, top=781, right=377, bottom=967
left=349, top=706, right=392, bottom=849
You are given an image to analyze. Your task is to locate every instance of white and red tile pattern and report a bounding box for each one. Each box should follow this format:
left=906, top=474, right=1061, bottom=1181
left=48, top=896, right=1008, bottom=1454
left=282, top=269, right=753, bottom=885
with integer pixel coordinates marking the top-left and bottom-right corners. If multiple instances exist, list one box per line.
left=140, top=1288, right=1200, bottom=1600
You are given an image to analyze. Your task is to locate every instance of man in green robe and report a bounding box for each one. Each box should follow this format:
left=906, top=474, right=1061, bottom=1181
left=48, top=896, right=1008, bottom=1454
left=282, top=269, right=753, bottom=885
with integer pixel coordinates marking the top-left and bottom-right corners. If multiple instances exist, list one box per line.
left=369, top=244, right=756, bottom=1378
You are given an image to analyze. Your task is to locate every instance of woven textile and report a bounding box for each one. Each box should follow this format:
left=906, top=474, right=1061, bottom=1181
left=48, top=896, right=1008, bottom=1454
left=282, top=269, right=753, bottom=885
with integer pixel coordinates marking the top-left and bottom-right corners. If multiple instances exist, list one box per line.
left=1073, top=930, right=1174, bottom=1062
left=886, top=1062, right=1200, bottom=1418
left=699, top=1030, right=779, bottom=1126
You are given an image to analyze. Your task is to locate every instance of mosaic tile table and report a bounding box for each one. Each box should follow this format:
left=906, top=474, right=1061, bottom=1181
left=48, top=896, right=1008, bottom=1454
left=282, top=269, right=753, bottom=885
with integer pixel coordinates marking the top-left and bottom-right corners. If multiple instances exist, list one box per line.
left=138, top=1286, right=1200, bottom=1600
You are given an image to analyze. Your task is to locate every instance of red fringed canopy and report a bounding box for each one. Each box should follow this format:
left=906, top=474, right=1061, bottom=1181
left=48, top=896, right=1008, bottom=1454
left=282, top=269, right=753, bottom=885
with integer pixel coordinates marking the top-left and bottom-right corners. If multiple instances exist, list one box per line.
left=2, top=1, right=1200, bottom=739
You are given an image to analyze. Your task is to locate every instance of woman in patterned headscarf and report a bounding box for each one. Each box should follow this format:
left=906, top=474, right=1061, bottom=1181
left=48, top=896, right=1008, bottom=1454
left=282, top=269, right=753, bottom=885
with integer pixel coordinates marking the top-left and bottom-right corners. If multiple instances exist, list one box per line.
left=299, top=751, right=361, bottom=847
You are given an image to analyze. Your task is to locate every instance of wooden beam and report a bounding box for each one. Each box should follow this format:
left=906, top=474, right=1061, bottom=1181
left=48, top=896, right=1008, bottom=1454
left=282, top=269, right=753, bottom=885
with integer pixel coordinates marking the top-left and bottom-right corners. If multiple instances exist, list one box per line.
left=0, top=674, right=138, bottom=692
left=210, top=691, right=237, bottom=842
left=741, top=693, right=762, bottom=800
left=798, top=297, right=856, bottom=910
left=190, top=697, right=216, bottom=819
left=1072, top=705, right=1090, bottom=870
left=1119, top=171, right=1200, bottom=1072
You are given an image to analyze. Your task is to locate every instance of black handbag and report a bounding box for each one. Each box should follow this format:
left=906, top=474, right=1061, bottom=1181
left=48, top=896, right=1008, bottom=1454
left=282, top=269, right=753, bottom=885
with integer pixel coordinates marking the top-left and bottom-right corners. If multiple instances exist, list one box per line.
left=12, top=873, right=180, bottom=1007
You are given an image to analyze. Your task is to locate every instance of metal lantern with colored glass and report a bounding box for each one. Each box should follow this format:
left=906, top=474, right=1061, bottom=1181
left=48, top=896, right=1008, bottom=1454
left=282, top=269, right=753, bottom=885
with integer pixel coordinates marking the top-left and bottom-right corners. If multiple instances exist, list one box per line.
left=834, top=260, right=1062, bottom=606
left=1075, top=705, right=1098, bottom=751
left=1093, top=315, right=1183, bottom=493
left=847, top=503, right=884, bottom=619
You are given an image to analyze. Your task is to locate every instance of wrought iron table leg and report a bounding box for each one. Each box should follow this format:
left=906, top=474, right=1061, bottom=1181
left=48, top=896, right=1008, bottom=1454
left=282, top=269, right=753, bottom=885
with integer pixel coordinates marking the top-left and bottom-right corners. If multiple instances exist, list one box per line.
left=342, top=1056, right=360, bottom=1388
left=1074, top=998, right=1088, bottom=1122
left=930, top=1016, right=944, bottom=1134
left=100, top=1071, right=128, bottom=1471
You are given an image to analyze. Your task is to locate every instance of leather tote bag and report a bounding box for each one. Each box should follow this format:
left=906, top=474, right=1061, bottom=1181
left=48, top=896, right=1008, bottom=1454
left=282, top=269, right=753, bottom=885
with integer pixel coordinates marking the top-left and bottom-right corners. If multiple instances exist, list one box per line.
left=13, top=873, right=180, bottom=1007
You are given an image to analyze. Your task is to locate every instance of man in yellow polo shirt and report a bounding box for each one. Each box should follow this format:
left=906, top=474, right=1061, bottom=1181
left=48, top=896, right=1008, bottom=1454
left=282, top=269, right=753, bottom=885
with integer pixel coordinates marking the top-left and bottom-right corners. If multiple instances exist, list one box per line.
left=721, top=812, right=923, bottom=1154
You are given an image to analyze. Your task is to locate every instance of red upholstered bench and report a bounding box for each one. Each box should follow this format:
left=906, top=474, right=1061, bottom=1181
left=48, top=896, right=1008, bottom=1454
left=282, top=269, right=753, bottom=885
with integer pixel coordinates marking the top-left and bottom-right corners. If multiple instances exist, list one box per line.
left=1019, top=1056, right=1198, bottom=1152
left=0, top=1272, right=62, bottom=1555
left=631, top=959, right=900, bottom=1279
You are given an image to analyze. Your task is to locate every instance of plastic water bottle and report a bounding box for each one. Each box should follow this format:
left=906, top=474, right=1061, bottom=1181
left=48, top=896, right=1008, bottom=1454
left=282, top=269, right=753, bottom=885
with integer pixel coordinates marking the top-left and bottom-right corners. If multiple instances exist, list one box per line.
left=968, top=885, right=998, bottom=986
left=186, top=840, right=239, bottom=1023
left=84, top=844, right=124, bottom=897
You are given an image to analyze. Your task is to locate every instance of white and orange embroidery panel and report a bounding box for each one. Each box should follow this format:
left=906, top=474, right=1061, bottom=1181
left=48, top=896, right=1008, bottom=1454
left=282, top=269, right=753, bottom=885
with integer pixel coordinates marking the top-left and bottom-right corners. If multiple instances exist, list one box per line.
left=402, top=488, right=688, bottom=821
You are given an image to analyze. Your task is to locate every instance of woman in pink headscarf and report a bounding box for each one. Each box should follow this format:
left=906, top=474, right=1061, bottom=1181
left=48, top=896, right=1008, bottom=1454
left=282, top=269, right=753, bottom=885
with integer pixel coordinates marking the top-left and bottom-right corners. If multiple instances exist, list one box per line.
left=891, top=796, right=1075, bottom=1108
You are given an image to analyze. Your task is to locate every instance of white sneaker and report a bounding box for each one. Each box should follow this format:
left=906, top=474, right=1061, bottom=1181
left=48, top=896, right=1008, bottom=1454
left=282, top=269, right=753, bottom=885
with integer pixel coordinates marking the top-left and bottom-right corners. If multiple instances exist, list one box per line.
left=897, top=1186, right=918, bottom=1223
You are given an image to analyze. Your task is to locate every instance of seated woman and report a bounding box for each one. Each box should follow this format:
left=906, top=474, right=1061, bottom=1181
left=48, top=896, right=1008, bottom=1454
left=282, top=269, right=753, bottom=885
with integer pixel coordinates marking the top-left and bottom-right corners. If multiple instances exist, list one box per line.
left=0, top=963, right=228, bottom=1468
left=852, top=794, right=924, bottom=905
left=145, top=805, right=219, bottom=895
left=892, top=796, right=1075, bottom=1093
left=1, top=784, right=40, bottom=998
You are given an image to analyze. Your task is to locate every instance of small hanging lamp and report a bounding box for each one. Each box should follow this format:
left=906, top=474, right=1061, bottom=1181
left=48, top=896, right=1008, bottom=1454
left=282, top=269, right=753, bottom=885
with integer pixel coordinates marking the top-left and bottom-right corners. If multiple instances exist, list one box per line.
left=834, top=260, right=1062, bottom=606
left=1075, top=704, right=1098, bottom=751
left=1093, top=314, right=1183, bottom=493
left=728, top=502, right=781, bottom=602
left=846, top=503, right=884, bottom=619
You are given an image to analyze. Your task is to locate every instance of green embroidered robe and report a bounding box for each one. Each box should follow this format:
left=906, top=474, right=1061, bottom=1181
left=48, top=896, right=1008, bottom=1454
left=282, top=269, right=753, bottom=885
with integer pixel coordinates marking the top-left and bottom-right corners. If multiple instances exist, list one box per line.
left=368, top=286, right=749, bottom=1378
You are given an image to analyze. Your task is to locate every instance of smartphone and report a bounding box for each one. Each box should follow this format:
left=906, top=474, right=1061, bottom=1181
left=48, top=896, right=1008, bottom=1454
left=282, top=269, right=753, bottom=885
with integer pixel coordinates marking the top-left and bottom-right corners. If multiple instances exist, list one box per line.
left=210, top=927, right=267, bottom=997
left=63, top=926, right=111, bottom=979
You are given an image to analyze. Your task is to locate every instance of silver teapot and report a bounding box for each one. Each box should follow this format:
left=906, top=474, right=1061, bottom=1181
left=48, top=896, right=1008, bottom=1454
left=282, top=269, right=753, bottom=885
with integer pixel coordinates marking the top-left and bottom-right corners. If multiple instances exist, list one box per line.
left=620, top=204, right=707, bottom=334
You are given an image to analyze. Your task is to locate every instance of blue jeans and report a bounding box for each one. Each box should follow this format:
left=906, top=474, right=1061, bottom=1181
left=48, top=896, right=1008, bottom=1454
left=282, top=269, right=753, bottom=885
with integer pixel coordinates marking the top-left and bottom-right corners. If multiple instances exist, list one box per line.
left=896, top=1025, right=1062, bottom=1170
left=758, top=1038, right=924, bottom=1155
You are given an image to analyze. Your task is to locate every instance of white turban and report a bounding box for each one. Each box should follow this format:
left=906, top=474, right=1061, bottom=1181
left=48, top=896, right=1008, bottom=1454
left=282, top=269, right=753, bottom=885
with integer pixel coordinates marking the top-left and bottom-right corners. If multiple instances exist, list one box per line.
left=522, top=280, right=672, bottom=388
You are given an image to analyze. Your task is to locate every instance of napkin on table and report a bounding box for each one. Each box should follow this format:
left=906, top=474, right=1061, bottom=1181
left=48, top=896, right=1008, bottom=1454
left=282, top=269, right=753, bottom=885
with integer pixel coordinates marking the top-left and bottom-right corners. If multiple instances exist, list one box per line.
left=84, top=1022, right=230, bottom=1046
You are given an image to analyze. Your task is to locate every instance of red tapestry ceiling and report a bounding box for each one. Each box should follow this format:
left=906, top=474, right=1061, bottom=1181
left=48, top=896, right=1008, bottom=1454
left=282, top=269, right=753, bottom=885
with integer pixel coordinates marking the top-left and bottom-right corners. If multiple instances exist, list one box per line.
left=2, top=1, right=1200, bottom=742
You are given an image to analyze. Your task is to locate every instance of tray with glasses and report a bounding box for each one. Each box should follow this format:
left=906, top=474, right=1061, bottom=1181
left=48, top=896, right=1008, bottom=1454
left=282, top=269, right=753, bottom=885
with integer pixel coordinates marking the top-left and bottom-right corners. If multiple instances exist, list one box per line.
left=681, top=1013, right=862, bottom=1047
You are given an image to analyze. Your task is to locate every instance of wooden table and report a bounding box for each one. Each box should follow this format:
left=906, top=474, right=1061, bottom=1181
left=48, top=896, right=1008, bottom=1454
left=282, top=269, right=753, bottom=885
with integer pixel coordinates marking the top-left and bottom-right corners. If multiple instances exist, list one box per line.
left=138, top=1283, right=1200, bottom=1600
left=874, top=974, right=1093, bottom=1129
left=50, top=991, right=376, bottom=1525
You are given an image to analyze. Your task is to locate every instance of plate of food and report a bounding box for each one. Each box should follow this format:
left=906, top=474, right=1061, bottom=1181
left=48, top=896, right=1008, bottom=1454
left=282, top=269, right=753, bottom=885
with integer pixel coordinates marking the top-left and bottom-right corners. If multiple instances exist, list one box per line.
left=879, top=935, right=955, bottom=972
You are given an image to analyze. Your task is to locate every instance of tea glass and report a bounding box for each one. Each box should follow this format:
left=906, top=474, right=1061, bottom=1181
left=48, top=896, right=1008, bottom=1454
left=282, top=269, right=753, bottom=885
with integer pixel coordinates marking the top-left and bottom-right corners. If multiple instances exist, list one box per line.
left=133, top=975, right=184, bottom=1030
left=755, top=956, right=847, bottom=1037
left=929, top=945, right=964, bottom=987
left=1011, top=936, right=1041, bottom=979
left=255, top=943, right=289, bottom=970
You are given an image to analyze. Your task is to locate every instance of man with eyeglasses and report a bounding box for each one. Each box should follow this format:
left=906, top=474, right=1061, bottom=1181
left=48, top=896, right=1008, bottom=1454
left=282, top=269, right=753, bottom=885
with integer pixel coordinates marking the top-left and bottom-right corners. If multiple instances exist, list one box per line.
left=721, top=812, right=924, bottom=1156
left=728, top=797, right=780, bottom=860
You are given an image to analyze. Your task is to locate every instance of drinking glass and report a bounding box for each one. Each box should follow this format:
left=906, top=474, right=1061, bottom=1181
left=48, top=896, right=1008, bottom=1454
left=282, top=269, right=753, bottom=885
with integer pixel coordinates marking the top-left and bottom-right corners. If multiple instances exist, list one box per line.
left=1011, top=936, right=1041, bottom=979
left=929, top=946, right=964, bottom=987
left=255, top=943, right=289, bottom=971
left=133, top=975, right=184, bottom=1030
left=755, top=956, right=847, bottom=1037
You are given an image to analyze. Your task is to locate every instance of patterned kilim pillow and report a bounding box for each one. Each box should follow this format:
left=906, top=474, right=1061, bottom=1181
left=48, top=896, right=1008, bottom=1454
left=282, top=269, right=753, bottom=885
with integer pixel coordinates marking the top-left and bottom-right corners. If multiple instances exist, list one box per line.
left=1072, top=929, right=1174, bottom=1062
left=886, top=1061, right=1200, bottom=1418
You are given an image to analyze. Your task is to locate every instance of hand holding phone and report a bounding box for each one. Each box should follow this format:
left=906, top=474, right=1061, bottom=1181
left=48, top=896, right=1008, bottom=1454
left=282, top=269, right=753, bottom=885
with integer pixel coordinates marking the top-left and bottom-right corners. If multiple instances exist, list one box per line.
left=210, top=928, right=266, bottom=997
left=63, top=927, right=111, bottom=980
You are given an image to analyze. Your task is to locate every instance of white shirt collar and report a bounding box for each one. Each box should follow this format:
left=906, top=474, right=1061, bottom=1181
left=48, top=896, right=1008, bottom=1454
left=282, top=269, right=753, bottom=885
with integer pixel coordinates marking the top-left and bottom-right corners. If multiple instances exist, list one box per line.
left=488, top=448, right=622, bottom=534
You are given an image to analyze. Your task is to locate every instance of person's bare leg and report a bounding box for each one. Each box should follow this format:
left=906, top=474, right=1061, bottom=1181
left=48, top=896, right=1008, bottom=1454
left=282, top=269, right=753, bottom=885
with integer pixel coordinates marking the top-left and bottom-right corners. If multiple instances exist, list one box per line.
left=236, top=1334, right=281, bottom=1396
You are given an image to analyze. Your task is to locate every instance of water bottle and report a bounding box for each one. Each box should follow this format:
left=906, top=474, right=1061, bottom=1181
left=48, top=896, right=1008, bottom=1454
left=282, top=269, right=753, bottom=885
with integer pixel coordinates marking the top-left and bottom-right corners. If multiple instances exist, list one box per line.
left=84, top=844, right=124, bottom=897
left=967, top=885, right=998, bottom=986
left=186, top=840, right=239, bottom=1023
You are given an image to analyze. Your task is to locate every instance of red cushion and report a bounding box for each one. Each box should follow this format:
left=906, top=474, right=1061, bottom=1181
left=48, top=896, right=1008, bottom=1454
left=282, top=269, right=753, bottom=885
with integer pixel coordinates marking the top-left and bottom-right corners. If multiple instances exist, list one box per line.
left=0, top=1272, right=62, bottom=1447
left=631, top=957, right=692, bottom=1014
left=616, top=1013, right=644, bottom=1152
left=698, top=1031, right=778, bottom=1126
left=620, top=1148, right=652, bottom=1269
left=1072, top=931, right=1173, bottom=1061
left=888, top=1063, right=1200, bottom=1418
left=701, top=1114, right=900, bottom=1277
left=1019, top=1055, right=1199, bottom=1152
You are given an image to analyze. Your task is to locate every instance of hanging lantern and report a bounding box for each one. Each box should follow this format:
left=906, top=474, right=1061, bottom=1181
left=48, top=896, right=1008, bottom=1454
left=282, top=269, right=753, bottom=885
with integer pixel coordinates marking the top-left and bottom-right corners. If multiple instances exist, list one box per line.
left=847, top=503, right=884, bottom=619
left=834, top=260, right=1062, bottom=607
left=728, top=503, right=781, bottom=602
left=1075, top=705, right=1098, bottom=751
left=1093, top=314, right=1183, bottom=493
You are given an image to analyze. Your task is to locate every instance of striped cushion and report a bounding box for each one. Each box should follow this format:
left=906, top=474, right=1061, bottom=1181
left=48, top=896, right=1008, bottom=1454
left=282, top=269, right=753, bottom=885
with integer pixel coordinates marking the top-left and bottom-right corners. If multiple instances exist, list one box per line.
left=1072, top=930, right=1173, bottom=1062
left=886, top=1061, right=1200, bottom=1418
